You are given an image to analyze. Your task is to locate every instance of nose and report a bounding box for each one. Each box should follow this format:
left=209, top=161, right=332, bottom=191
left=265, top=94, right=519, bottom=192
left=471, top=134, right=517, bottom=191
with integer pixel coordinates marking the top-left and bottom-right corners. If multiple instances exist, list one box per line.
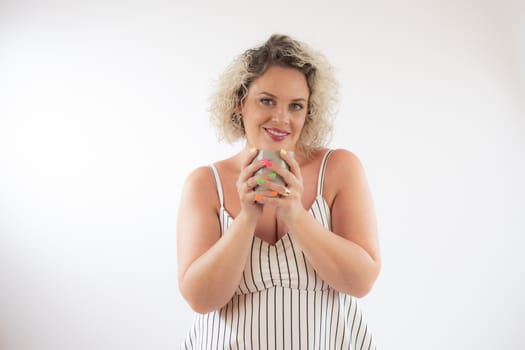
left=272, top=105, right=290, bottom=124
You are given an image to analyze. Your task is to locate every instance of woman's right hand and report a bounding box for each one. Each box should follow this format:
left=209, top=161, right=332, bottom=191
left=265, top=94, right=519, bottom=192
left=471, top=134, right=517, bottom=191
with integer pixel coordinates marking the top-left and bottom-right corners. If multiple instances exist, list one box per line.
left=236, top=148, right=266, bottom=220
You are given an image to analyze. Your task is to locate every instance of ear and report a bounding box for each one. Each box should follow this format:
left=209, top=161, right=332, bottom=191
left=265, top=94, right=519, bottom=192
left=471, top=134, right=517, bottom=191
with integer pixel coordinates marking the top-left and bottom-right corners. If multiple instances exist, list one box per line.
left=235, top=102, right=243, bottom=115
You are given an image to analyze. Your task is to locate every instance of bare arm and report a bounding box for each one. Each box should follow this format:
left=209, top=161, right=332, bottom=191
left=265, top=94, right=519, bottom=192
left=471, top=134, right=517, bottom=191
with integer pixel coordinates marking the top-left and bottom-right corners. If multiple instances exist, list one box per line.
left=258, top=149, right=381, bottom=297
left=176, top=150, right=263, bottom=313
left=292, top=150, right=380, bottom=296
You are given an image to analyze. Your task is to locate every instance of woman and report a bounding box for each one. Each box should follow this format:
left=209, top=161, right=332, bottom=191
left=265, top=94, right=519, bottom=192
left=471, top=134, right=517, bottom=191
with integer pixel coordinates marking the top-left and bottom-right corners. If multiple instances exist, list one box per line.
left=177, top=34, right=380, bottom=349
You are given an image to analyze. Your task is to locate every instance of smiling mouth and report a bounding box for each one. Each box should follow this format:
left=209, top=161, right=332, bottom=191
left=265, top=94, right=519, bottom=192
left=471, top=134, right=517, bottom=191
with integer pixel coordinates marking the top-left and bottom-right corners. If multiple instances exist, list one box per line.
left=264, top=128, right=290, bottom=141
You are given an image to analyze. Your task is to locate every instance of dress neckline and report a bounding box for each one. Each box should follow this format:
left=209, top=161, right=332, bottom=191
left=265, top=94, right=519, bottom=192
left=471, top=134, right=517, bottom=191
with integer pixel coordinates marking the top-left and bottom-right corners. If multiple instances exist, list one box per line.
left=219, top=193, right=329, bottom=247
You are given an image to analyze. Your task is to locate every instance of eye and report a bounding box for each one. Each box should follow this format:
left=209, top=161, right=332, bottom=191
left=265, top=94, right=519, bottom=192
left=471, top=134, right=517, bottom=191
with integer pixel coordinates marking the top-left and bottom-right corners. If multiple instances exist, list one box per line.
left=260, top=98, right=274, bottom=106
left=290, top=103, right=304, bottom=111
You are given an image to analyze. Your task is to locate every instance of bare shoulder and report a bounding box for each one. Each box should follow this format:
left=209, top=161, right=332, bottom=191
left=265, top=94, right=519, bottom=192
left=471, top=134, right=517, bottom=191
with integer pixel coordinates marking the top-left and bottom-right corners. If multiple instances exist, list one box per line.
left=324, top=149, right=367, bottom=199
left=184, top=165, right=215, bottom=191
left=181, top=165, right=220, bottom=213
left=327, top=148, right=363, bottom=172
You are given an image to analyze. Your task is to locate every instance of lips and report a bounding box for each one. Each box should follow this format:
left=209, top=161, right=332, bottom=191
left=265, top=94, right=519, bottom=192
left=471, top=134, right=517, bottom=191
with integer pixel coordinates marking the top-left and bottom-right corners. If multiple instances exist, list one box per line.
left=264, top=128, right=290, bottom=141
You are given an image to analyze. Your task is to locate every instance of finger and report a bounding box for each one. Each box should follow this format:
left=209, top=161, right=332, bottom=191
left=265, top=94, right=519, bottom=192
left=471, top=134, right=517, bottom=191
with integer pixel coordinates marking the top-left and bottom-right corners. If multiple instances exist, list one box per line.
left=279, top=149, right=301, bottom=177
left=254, top=182, right=292, bottom=199
left=241, top=147, right=259, bottom=168
left=240, top=150, right=269, bottom=183
left=237, top=166, right=261, bottom=196
left=281, top=187, right=292, bottom=198
left=253, top=188, right=296, bottom=205
left=251, top=177, right=280, bottom=192
left=266, top=162, right=299, bottom=189
left=253, top=190, right=281, bottom=204
left=244, top=179, right=254, bottom=192
left=245, top=175, right=268, bottom=192
left=245, top=157, right=268, bottom=177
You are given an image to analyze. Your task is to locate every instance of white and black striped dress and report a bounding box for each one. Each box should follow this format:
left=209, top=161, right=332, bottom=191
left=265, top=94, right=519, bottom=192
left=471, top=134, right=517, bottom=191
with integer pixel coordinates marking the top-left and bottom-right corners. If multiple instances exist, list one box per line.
left=181, top=150, right=376, bottom=350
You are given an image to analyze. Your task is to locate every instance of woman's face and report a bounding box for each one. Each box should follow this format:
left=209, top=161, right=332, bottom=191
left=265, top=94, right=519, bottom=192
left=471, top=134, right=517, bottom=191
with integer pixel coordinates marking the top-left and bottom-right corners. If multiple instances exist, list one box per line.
left=239, top=65, right=309, bottom=152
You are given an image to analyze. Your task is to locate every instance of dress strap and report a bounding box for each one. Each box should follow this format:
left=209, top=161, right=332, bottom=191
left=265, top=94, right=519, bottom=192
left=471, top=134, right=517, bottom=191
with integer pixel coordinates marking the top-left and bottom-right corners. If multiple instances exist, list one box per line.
left=208, top=164, right=224, bottom=207
left=317, top=149, right=334, bottom=196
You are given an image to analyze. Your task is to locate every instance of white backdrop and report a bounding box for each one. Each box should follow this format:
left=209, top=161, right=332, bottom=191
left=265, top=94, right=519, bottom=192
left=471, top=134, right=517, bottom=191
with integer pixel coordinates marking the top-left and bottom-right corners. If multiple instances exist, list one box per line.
left=1, top=0, right=524, bottom=349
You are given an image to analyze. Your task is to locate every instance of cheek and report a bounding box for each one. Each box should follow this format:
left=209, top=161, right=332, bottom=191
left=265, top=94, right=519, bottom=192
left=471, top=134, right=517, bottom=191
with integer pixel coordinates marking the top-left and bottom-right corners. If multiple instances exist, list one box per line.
left=295, top=115, right=307, bottom=129
left=243, top=113, right=265, bottom=131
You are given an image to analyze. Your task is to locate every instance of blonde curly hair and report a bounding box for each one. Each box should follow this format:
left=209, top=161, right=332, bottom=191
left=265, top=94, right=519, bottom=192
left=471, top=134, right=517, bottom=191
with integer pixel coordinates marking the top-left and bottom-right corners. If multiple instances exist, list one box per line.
left=209, top=34, right=338, bottom=155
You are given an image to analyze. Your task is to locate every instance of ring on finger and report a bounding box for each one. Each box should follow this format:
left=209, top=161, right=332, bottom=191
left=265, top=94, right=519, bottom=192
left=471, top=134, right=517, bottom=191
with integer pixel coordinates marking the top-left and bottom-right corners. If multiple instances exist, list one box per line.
left=282, top=187, right=291, bottom=197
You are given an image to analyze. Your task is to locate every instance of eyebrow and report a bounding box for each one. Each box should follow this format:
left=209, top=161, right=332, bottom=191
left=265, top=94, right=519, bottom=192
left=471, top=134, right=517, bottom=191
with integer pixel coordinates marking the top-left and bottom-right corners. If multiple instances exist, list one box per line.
left=258, top=91, right=307, bottom=102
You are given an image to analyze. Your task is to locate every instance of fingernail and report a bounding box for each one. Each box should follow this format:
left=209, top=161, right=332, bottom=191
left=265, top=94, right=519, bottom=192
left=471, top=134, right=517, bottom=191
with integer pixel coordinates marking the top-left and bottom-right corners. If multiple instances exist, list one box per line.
left=255, top=195, right=262, bottom=201
left=271, top=191, right=278, bottom=196
left=260, top=158, right=273, bottom=167
left=280, top=149, right=287, bottom=155
left=257, top=178, right=265, bottom=185
left=268, top=172, right=277, bottom=179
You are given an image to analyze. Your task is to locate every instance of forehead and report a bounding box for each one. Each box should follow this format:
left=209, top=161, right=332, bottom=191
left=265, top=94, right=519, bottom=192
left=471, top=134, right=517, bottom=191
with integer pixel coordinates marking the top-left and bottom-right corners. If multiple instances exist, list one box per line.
left=248, top=66, right=309, bottom=99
